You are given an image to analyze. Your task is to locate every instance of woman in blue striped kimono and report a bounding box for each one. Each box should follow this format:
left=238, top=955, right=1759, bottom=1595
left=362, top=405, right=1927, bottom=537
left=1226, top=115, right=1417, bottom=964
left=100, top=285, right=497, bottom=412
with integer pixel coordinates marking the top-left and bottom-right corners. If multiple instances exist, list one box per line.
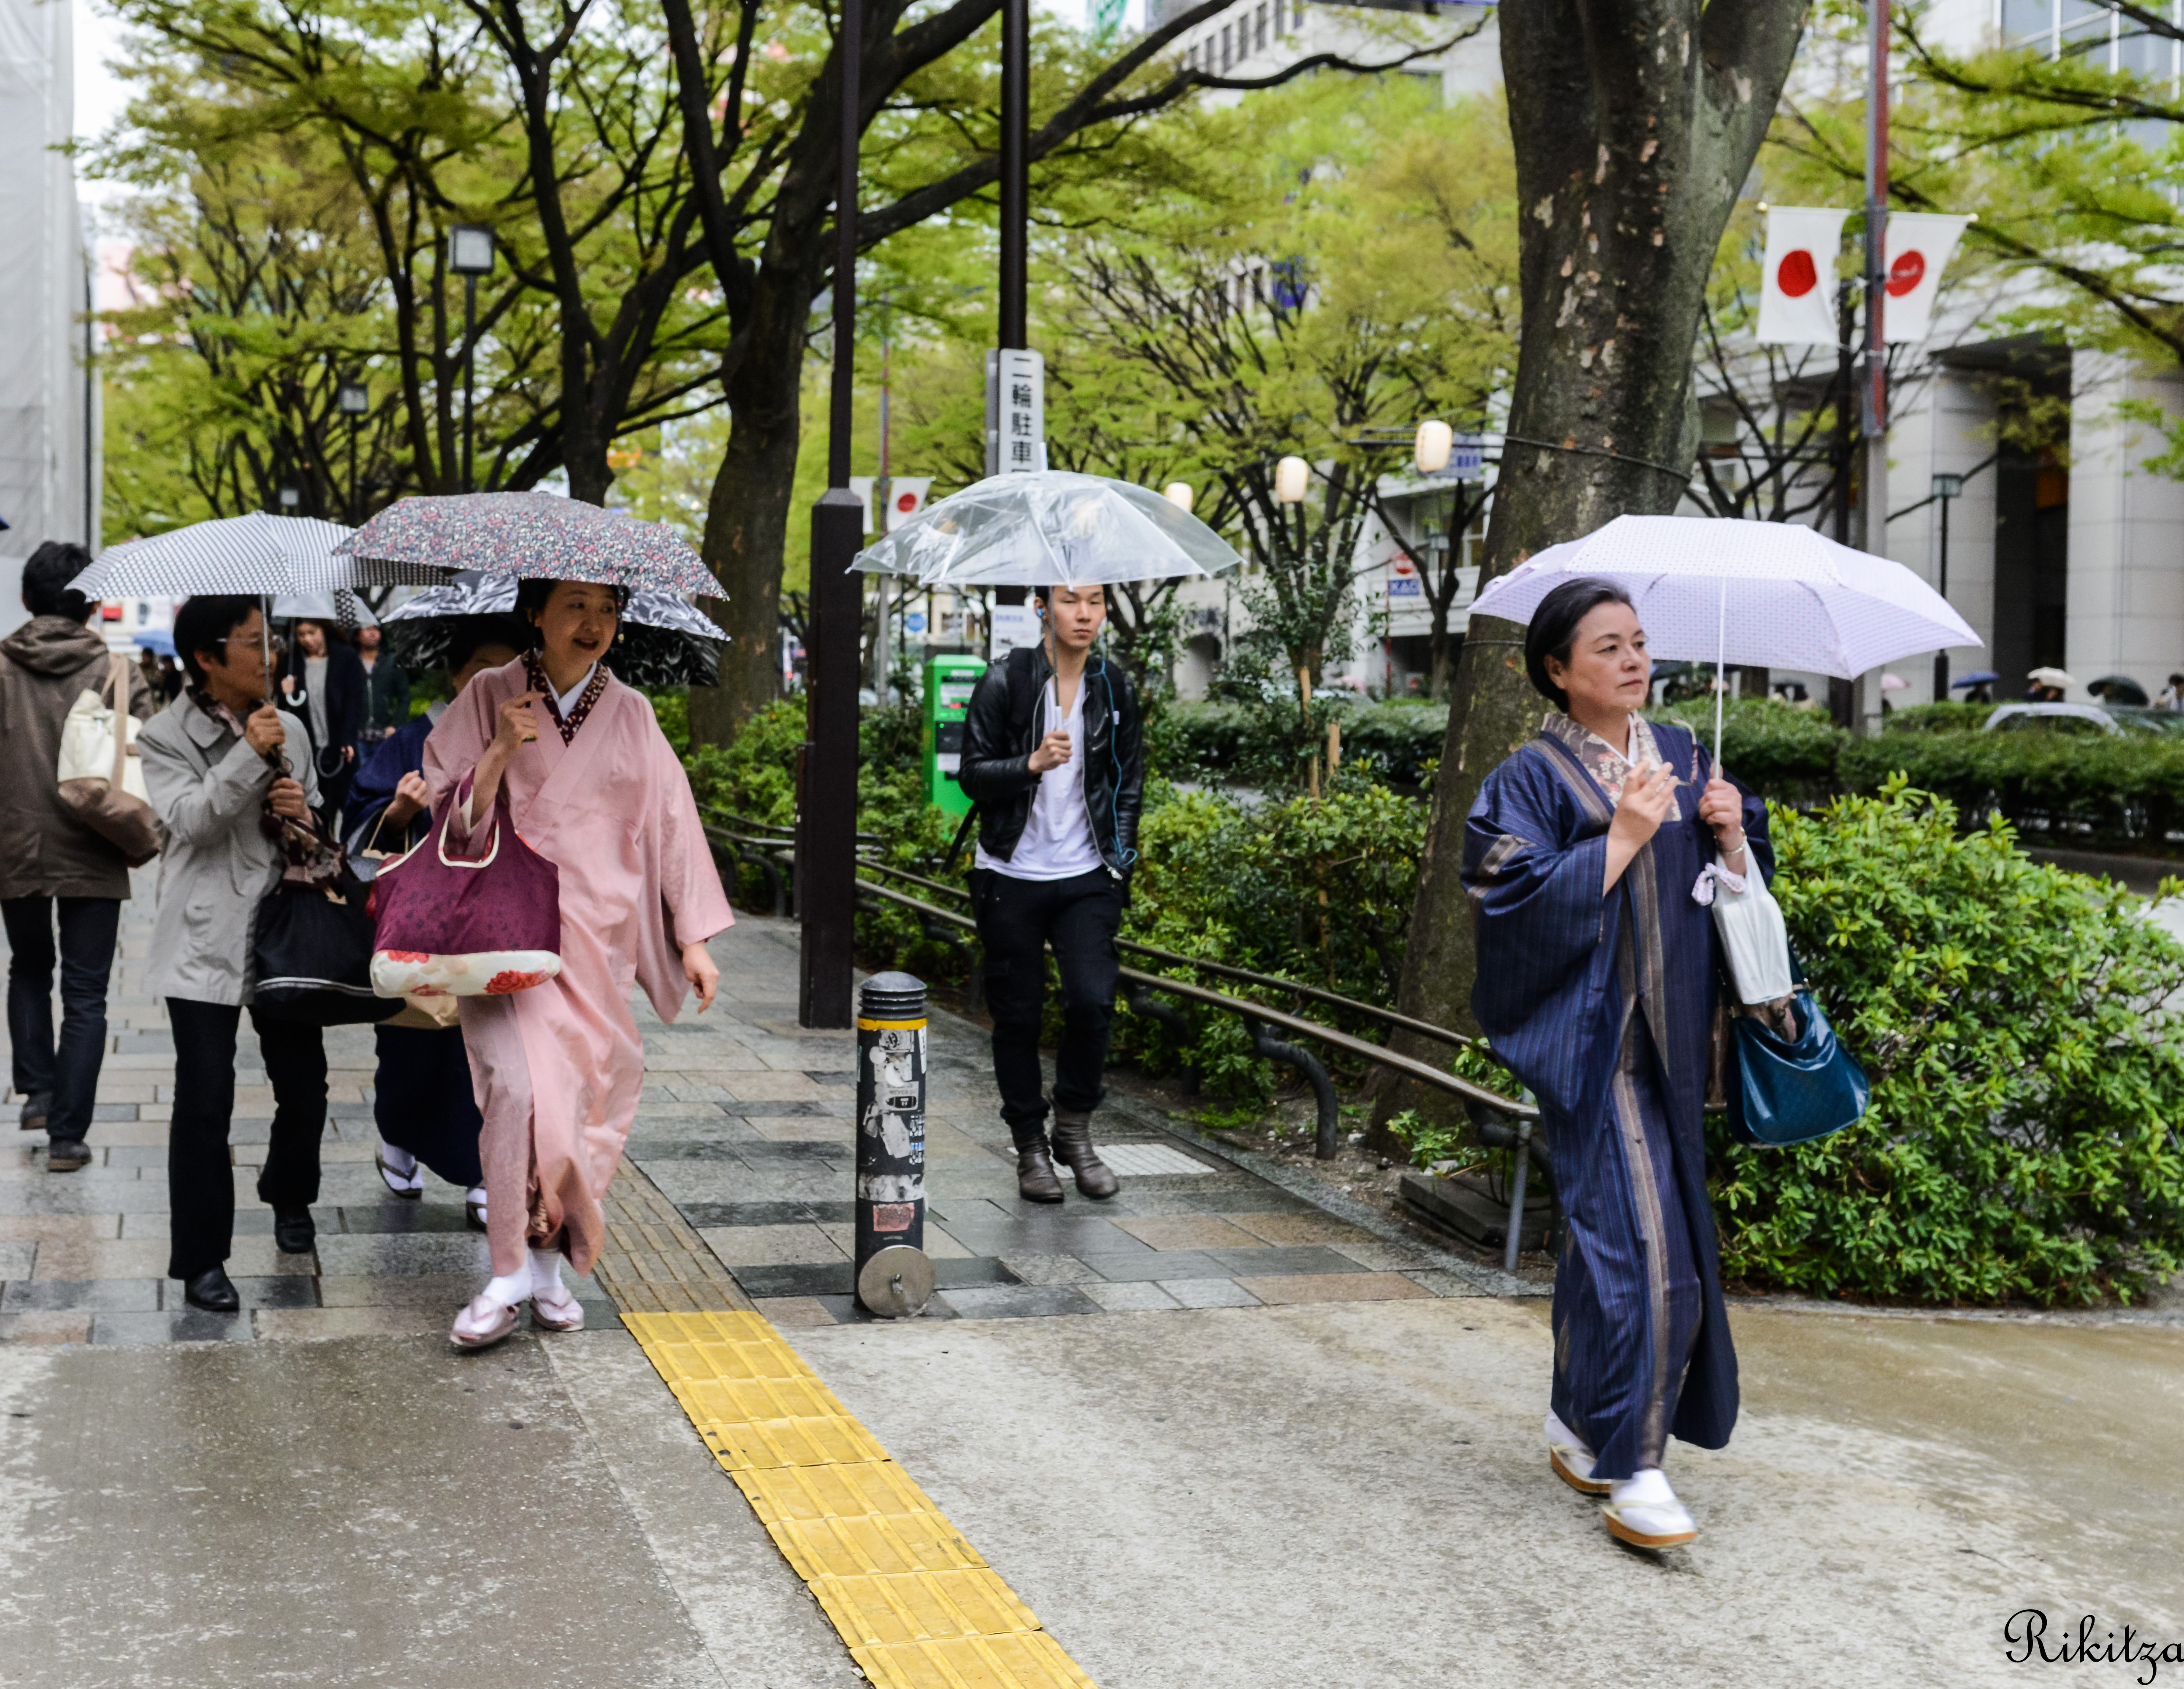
left=1461, top=577, right=1769, bottom=1550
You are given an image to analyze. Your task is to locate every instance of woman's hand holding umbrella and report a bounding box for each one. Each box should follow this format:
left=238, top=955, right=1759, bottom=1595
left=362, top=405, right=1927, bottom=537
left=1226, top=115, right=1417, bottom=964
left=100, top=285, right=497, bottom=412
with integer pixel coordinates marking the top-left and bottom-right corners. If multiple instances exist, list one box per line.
left=1698, top=774, right=1748, bottom=868
left=466, top=692, right=542, bottom=824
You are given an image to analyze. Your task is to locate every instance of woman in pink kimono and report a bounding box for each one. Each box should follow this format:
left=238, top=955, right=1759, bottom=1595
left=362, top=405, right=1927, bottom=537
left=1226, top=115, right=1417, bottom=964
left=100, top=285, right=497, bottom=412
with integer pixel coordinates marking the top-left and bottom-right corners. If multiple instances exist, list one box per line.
left=423, top=578, right=732, bottom=1347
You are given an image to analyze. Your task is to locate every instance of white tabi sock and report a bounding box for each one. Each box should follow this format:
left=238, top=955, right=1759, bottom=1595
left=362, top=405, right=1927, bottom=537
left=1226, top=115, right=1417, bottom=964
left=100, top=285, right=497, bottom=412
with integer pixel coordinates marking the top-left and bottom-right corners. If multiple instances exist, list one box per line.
left=528, top=1249, right=565, bottom=1297
left=480, top=1271, right=531, bottom=1309
left=378, top=1141, right=418, bottom=1177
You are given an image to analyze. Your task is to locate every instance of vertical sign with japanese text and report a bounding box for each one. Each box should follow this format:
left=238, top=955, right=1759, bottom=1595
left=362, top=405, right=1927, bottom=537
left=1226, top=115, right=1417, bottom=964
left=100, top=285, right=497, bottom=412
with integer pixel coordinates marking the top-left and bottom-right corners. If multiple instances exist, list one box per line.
left=984, top=348, right=1047, bottom=476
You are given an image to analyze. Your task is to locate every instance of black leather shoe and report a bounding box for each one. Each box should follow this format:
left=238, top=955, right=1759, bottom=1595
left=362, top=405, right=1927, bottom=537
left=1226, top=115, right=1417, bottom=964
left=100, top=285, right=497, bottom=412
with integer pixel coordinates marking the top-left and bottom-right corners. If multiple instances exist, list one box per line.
left=46, top=1139, right=91, bottom=1172
left=1015, top=1140, right=1065, bottom=1204
left=18, top=1089, right=52, bottom=1132
left=273, top=1207, right=316, bottom=1254
left=183, top=1267, right=241, bottom=1312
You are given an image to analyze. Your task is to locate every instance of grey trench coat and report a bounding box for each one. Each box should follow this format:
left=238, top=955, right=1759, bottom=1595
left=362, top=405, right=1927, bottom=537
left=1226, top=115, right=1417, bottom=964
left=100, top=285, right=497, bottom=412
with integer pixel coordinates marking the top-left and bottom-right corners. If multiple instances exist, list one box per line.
left=138, top=693, right=319, bottom=1006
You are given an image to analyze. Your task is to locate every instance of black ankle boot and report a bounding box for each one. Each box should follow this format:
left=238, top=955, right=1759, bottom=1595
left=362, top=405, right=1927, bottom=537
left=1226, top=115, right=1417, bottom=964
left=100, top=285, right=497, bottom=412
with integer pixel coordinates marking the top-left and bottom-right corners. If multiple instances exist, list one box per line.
left=1049, top=1110, right=1119, bottom=1200
left=1016, top=1139, right=1065, bottom=1204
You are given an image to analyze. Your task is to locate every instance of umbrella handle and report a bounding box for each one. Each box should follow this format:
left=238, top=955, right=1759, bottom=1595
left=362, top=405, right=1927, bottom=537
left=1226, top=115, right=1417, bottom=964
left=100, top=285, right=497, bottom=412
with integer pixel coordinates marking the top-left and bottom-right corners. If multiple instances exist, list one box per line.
left=1713, top=575, right=1725, bottom=771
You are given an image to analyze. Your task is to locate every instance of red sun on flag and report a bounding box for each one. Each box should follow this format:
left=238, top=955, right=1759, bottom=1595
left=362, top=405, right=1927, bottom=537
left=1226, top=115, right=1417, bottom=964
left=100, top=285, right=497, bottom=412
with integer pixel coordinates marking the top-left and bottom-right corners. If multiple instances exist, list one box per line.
left=895, top=491, right=918, bottom=512
left=1887, top=249, right=1926, bottom=296
left=1776, top=248, right=1818, bottom=298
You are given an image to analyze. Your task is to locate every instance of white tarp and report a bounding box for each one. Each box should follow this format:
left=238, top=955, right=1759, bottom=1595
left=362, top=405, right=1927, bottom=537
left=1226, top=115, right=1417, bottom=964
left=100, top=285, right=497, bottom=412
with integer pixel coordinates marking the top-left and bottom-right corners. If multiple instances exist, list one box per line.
left=0, top=0, right=87, bottom=556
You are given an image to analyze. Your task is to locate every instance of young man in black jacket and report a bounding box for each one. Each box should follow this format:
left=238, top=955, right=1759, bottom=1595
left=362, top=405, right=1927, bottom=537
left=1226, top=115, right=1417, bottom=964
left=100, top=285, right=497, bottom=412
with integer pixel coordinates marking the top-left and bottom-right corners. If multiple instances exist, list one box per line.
left=957, top=583, right=1143, bottom=1203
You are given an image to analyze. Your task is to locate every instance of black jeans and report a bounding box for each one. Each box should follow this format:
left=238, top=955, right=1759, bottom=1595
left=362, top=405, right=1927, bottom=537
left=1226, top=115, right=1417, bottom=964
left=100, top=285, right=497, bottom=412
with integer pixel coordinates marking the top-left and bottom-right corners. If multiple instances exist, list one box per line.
left=166, top=999, right=328, bottom=1280
left=971, top=868, right=1123, bottom=1148
left=3, top=897, right=122, bottom=1142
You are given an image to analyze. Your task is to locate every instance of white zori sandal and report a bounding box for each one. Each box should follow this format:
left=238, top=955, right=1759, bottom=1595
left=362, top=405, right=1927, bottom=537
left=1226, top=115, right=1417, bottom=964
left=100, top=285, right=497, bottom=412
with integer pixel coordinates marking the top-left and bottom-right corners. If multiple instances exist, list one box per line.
left=1601, top=1468, right=1699, bottom=1549
left=450, top=1291, right=519, bottom=1350
left=1545, top=1411, right=1612, bottom=1496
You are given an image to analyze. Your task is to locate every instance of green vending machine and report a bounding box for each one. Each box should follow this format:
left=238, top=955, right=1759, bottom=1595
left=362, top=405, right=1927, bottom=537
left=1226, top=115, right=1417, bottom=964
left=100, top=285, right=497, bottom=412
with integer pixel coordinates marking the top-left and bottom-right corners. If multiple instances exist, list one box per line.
left=923, top=654, right=986, bottom=819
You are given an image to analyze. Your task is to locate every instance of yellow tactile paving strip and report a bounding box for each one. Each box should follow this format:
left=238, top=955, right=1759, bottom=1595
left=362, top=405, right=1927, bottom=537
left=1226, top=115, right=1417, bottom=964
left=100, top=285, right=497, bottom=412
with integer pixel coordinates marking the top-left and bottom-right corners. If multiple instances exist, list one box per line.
left=624, top=1310, right=1097, bottom=1689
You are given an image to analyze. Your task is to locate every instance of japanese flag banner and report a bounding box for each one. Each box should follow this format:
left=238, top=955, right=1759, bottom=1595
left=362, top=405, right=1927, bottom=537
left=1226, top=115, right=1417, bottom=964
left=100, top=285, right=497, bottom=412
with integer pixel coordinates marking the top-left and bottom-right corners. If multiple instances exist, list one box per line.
left=885, top=478, right=933, bottom=533
left=1755, top=206, right=1850, bottom=344
left=1881, top=213, right=1972, bottom=344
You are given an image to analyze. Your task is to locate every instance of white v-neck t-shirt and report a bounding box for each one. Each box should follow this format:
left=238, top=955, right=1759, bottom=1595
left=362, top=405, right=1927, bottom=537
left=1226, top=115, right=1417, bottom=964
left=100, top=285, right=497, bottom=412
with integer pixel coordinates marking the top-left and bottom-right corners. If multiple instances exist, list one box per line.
left=976, top=676, right=1103, bottom=881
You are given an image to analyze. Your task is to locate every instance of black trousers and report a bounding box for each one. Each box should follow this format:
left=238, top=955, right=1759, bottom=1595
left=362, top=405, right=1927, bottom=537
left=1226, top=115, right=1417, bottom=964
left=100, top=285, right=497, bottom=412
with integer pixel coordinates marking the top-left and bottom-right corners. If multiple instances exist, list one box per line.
left=971, top=867, right=1123, bottom=1148
left=166, top=998, right=328, bottom=1280
left=374, top=1023, right=484, bottom=1188
left=3, top=896, right=122, bottom=1142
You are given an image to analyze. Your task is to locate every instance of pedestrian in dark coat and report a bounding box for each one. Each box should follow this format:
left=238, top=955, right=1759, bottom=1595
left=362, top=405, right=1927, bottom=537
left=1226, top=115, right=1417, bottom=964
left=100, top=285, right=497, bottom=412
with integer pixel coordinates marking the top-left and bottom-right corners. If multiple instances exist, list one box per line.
left=1462, top=577, right=1768, bottom=1553
left=0, top=542, right=153, bottom=1169
left=277, top=618, right=366, bottom=820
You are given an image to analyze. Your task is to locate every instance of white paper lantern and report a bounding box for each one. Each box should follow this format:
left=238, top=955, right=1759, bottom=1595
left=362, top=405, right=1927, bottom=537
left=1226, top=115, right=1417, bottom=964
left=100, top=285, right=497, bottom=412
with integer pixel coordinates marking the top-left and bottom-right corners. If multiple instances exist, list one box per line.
left=1162, top=482, right=1195, bottom=514
left=1274, top=455, right=1311, bottom=504
left=1414, top=419, right=1454, bottom=476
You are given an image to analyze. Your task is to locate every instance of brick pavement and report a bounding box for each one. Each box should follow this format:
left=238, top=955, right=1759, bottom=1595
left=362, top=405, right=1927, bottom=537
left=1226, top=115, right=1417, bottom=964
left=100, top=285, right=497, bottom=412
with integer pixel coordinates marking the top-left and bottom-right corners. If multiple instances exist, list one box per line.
left=1, top=876, right=1507, bottom=1346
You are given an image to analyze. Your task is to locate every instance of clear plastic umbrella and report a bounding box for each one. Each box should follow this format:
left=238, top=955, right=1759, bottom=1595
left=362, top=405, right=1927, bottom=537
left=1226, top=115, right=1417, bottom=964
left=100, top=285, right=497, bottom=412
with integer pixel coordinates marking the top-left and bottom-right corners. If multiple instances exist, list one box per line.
left=851, top=471, right=1241, bottom=589
left=851, top=471, right=1241, bottom=681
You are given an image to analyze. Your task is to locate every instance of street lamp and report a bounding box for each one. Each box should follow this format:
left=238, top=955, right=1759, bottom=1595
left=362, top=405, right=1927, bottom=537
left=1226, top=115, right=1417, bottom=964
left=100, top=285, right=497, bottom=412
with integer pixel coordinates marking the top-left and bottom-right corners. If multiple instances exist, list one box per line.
left=447, top=224, right=496, bottom=493
left=337, top=379, right=369, bottom=525
left=1414, top=420, right=1454, bottom=476
left=1931, top=469, right=1965, bottom=703
left=277, top=486, right=300, bottom=512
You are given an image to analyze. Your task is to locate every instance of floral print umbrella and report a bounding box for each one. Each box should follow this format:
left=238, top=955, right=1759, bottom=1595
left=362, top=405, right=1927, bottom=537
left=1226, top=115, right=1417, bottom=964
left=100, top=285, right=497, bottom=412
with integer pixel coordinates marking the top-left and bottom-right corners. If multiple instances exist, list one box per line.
left=380, top=572, right=724, bottom=688
left=340, top=491, right=720, bottom=599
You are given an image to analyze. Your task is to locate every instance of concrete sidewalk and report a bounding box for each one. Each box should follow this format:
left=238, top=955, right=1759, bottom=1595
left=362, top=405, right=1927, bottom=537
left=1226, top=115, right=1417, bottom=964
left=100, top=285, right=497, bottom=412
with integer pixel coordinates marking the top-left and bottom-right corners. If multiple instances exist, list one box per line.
left=2, top=892, right=2177, bottom=1686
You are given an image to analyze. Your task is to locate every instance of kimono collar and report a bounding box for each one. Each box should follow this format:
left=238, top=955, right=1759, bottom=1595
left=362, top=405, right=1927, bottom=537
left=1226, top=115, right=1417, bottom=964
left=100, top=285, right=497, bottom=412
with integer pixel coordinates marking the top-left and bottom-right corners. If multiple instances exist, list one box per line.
left=1539, top=710, right=1669, bottom=808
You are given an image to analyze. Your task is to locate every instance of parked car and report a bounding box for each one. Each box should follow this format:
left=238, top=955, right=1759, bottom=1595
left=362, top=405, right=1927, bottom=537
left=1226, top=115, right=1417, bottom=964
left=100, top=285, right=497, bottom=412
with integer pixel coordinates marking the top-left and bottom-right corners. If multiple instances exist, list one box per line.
left=1983, top=702, right=2184, bottom=737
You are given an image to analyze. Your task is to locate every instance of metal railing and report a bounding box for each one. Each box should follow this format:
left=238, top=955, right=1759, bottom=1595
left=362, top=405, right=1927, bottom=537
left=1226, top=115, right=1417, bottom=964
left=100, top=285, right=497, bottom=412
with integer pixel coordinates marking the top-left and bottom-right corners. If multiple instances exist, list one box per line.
left=849, top=873, right=1547, bottom=1274
left=697, top=811, right=1548, bottom=1271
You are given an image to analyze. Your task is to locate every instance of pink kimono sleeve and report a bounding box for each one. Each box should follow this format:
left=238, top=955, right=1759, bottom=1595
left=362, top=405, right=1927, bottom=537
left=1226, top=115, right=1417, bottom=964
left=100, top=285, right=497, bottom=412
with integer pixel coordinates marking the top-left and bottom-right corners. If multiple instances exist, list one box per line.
left=658, top=732, right=734, bottom=947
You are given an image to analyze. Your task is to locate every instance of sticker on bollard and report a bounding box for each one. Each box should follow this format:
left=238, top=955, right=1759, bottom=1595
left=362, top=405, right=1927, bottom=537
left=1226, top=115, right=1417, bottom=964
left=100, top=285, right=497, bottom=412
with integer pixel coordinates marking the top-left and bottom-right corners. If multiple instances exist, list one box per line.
left=855, top=972, right=931, bottom=1316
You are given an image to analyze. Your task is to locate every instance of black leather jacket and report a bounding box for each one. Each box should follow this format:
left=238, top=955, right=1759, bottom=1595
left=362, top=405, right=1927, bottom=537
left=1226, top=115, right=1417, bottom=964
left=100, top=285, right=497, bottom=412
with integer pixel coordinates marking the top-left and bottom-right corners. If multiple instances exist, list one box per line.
left=957, top=645, right=1143, bottom=883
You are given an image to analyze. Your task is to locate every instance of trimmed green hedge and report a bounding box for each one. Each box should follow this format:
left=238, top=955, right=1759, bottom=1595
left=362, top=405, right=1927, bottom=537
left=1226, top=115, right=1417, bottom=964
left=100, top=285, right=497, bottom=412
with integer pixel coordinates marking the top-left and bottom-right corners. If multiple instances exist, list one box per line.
left=1162, top=699, right=1448, bottom=787
left=1716, top=780, right=2184, bottom=1305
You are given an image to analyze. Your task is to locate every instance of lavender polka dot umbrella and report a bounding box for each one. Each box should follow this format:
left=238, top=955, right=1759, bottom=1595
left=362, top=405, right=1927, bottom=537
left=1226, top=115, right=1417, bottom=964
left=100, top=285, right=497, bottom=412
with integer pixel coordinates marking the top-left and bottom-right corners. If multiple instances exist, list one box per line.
left=338, top=491, right=720, bottom=599
left=1467, top=514, right=1982, bottom=759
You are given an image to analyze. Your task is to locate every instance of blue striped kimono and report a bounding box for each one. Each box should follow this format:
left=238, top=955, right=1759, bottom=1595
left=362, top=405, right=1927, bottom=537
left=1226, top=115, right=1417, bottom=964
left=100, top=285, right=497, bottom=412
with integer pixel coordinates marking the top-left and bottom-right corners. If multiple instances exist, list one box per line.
left=1463, top=713, right=1769, bottom=1480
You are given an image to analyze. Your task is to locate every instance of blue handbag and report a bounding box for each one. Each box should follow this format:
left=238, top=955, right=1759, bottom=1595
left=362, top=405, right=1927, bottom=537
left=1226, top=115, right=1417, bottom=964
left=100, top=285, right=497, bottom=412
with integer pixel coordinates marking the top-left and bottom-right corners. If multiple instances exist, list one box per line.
left=1725, top=987, right=1870, bottom=1148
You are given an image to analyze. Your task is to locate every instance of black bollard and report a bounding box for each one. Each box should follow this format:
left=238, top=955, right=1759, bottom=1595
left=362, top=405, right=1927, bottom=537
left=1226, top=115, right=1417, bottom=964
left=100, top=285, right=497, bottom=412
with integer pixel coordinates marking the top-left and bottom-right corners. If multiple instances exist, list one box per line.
left=854, top=972, right=934, bottom=1317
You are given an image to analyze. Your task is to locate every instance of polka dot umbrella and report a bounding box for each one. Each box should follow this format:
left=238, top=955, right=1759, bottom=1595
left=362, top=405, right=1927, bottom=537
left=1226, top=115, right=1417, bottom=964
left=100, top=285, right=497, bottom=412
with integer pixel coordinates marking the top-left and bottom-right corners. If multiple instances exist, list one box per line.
left=1467, top=514, right=1982, bottom=761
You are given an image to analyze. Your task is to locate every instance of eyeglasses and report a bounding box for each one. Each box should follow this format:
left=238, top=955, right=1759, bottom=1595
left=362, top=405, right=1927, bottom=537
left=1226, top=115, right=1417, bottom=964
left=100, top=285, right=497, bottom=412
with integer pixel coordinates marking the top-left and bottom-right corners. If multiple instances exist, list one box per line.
left=212, top=632, right=287, bottom=656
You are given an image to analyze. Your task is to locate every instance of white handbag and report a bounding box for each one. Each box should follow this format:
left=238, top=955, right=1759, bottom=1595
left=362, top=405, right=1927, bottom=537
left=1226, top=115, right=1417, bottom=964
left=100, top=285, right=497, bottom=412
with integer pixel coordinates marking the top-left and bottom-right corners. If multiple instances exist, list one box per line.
left=55, top=654, right=162, bottom=866
left=1697, top=860, right=1795, bottom=1006
left=57, top=656, right=151, bottom=799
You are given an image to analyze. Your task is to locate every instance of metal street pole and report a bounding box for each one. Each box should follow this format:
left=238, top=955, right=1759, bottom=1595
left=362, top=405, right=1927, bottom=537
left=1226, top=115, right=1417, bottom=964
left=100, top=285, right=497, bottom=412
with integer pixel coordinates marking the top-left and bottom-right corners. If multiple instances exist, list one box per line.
left=799, top=0, right=864, bottom=1030
left=999, top=0, right=1029, bottom=351
left=1931, top=471, right=1963, bottom=704
left=1855, top=0, right=1890, bottom=735
left=462, top=274, right=478, bottom=493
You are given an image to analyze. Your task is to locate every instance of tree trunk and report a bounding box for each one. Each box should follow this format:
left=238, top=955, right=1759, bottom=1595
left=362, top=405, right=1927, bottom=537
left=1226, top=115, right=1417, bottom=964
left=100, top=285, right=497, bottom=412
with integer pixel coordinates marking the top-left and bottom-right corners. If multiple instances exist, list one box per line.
left=1373, top=0, right=1808, bottom=1141
left=687, top=264, right=816, bottom=748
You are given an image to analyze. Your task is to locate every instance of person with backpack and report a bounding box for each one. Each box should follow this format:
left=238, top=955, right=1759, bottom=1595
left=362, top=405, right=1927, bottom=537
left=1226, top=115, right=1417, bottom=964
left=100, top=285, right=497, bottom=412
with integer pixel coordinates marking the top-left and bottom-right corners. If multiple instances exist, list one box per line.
left=0, top=542, right=154, bottom=1171
left=957, top=583, right=1143, bottom=1204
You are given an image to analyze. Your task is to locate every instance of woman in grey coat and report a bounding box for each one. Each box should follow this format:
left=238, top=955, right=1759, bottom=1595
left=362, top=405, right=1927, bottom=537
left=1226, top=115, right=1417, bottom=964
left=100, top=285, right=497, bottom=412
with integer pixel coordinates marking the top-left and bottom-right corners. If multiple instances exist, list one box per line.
left=138, top=596, right=328, bottom=1314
